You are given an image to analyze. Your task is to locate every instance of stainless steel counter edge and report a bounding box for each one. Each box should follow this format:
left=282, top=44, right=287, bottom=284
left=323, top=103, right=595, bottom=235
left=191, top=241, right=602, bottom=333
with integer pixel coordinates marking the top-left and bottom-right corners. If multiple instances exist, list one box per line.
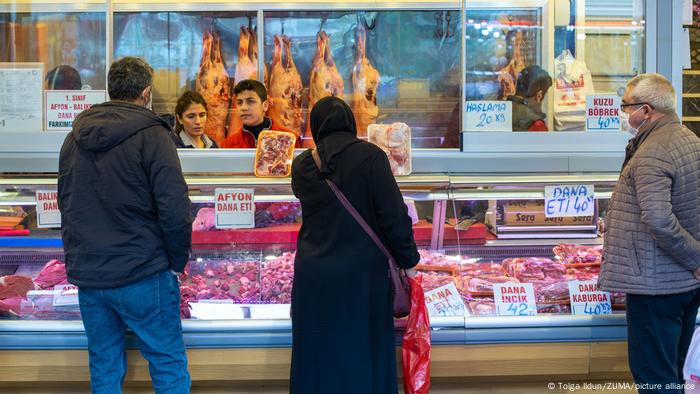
left=0, top=145, right=625, bottom=174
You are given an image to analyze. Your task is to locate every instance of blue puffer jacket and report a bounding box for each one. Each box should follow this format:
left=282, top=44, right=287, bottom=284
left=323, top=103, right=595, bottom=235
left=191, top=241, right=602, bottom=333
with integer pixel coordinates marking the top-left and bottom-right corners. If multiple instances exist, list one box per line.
left=58, top=101, right=192, bottom=288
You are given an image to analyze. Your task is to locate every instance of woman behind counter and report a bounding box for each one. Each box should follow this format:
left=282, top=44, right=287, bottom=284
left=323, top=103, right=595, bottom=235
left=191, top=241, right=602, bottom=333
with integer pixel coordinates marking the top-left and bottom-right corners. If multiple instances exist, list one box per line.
left=174, top=90, right=218, bottom=149
left=289, top=96, right=420, bottom=394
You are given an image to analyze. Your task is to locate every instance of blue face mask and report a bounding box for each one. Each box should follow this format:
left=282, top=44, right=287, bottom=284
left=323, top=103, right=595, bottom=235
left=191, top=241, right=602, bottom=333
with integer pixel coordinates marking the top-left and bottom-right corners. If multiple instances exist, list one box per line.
left=620, top=106, right=647, bottom=136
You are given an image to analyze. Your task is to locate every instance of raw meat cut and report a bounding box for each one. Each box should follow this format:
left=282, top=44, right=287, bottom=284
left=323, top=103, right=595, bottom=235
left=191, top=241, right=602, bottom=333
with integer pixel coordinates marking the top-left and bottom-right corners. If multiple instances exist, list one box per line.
left=254, top=202, right=301, bottom=227
left=465, top=276, right=519, bottom=293
left=305, top=31, right=344, bottom=147
left=0, top=296, right=22, bottom=317
left=497, top=30, right=526, bottom=100
left=196, top=31, right=232, bottom=147
left=531, top=280, right=570, bottom=303
left=268, top=35, right=303, bottom=137
left=0, top=275, right=35, bottom=299
left=254, top=130, right=296, bottom=177
left=226, top=26, right=261, bottom=147
left=537, top=304, right=570, bottom=314
left=368, top=123, right=412, bottom=175
left=501, top=257, right=566, bottom=282
left=260, top=252, right=295, bottom=303
left=248, top=26, right=268, bottom=86
left=421, top=274, right=458, bottom=292
left=459, top=262, right=507, bottom=278
left=192, top=207, right=216, bottom=231
left=553, top=243, right=602, bottom=265
left=416, top=249, right=459, bottom=269
left=178, top=259, right=262, bottom=318
left=468, top=300, right=496, bottom=316
left=351, top=23, right=379, bottom=138
left=33, top=259, right=67, bottom=289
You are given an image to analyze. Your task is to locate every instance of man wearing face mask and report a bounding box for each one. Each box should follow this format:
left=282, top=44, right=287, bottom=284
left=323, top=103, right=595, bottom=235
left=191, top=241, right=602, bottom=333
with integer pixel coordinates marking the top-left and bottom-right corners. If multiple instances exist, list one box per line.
left=599, top=73, right=700, bottom=394
left=509, top=65, right=553, bottom=132
left=58, top=57, right=193, bottom=393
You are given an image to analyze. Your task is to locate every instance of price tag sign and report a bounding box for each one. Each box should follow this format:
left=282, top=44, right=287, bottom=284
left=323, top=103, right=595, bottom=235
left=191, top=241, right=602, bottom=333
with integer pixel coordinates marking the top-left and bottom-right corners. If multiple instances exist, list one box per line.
left=585, top=95, right=621, bottom=132
left=424, top=282, right=467, bottom=317
left=35, top=190, right=61, bottom=228
left=464, top=101, right=512, bottom=132
left=53, top=284, right=79, bottom=307
left=493, top=283, right=537, bottom=317
left=544, top=185, right=595, bottom=218
left=0, top=64, right=43, bottom=132
left=249, top=304, right=291, bottom=319
left=568, top=280, right=612, bottom=316
left=189, top=301, right=245, bottom=320
left=45, top=90, right=106, bottom=131
left=214, top=188, right=255, bottom=229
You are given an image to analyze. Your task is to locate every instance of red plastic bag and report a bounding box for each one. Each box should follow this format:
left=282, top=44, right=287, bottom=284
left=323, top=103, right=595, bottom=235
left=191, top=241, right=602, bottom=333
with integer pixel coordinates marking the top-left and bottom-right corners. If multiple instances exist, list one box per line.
left=402, top=275, right=431, bottom=394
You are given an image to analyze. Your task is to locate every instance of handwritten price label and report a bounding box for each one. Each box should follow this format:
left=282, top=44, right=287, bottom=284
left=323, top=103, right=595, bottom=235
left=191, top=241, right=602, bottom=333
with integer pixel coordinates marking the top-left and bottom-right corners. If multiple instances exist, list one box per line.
left=586, top=95, right=621, bottom=132
left=568, top=281, right=612, bottom=316
left=465, top=101, right=512, bottom=132
left=544, top=185, right=595, bottom=218
left=493, top=283, right=537, bottom=317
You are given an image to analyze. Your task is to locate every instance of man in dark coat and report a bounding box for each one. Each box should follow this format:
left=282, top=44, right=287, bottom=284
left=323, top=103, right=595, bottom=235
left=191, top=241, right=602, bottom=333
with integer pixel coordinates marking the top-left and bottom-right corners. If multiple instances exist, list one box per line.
left=290, top=96, right=420, bottom=393
left=58, top=57, right=192, bottom=393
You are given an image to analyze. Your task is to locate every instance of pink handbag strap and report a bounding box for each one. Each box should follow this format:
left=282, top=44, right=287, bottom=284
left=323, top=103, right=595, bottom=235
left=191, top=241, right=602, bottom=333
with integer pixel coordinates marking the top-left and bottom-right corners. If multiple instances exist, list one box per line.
left=311, top=149, right=393, bottom=261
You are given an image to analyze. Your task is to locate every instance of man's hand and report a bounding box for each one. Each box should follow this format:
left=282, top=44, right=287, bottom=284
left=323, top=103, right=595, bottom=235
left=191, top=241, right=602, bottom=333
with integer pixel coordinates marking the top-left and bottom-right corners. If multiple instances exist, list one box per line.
left=694, top=267, right=700, bottom=281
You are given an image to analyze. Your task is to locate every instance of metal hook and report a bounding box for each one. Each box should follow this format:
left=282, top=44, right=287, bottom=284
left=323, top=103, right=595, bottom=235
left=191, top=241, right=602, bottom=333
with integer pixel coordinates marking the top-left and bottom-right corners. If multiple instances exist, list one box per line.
left=363, top=15, right=376, bottom=30
left=281, top=18, right=285, bottom=36
left=320, top=17, right=327, bottom=32
left=247, top=16, right=253, bottom=30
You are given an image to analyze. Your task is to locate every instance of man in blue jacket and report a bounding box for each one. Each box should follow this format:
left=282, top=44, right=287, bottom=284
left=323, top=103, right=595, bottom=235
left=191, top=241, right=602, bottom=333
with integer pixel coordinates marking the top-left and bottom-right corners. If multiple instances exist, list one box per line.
left=58, top=57, right=193, bottom=394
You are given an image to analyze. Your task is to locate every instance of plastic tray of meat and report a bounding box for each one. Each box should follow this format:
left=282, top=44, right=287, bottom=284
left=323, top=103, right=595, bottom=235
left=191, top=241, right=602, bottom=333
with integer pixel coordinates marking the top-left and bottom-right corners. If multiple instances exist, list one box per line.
left=531, top=280, right=570, bottom=304
left=254, top=130, right=297, bottom=177
left=421, top=274, right=458, bottom=292
left=459, top=262, right=508, bottom=277
left=467, top=299, right=496, bottom=316
left=537, top=303, right=571, bottom=314
left=416, top=249, right=460, bottom=269
left=463, top=276, right=520, bottom=297
left=260, top=252, right=295, bottom=304
left=0, top=206, right=26, bottom=229
left=179, top=259, right=261, bottom=308
left=367, top=123, right=411, bottom=176
left=553, top=243, right=602, bottom=266
left=502, top=257, right=567, bottom=282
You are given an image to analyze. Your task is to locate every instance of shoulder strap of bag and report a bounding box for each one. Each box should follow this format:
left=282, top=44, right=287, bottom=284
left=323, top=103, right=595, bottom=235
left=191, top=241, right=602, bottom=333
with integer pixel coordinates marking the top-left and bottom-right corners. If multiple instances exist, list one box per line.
left=311, top=149, right=393, bottom=261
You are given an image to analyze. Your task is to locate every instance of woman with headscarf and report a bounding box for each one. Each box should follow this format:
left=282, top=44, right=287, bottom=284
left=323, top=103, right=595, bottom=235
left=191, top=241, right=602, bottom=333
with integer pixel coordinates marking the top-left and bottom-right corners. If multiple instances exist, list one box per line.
left=290, top=96, right=420, bottom=393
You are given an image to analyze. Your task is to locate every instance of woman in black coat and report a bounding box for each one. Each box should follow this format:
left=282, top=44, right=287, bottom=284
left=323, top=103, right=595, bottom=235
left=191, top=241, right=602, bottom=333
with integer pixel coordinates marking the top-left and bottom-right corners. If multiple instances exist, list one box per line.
left=290, top=96, right=420, bottom=394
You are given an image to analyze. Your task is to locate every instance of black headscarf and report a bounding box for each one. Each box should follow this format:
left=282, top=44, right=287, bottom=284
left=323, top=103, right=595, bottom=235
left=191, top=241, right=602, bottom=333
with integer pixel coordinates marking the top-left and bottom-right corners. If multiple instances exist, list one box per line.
left=310, top=96, right=362, bottom=176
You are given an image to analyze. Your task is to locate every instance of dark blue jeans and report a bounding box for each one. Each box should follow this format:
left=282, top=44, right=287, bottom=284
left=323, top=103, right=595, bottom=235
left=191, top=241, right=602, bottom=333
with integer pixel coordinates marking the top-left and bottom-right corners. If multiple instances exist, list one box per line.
left=79, top=270, right=190, bottom=394
left=627, top=288, right=700, bottom=394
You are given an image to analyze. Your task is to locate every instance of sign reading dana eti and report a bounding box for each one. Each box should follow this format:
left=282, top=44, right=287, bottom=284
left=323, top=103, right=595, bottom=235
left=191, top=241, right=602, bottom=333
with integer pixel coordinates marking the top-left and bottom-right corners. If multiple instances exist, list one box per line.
left=45, top=90, right=106, bottom=131
left=214, top=188, right=255, bottom=229
left=35, top=190, right=61, bottom=228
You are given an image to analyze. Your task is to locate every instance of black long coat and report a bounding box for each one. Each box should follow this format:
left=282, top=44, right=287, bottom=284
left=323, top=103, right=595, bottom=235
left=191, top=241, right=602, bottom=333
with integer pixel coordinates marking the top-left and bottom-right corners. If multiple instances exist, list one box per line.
left=289, top=142, right=420, bottom=394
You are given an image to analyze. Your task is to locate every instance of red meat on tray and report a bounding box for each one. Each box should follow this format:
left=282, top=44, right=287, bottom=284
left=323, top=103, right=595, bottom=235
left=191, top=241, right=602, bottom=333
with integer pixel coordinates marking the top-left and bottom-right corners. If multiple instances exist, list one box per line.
left=531, top=280, right=570, bottom=303
left=260, top=252, right=295, bottom=304
left=421, top=274, right=458, bottom=292
left=459, top=262, right=508, bottom=277
left=553, top=243, right=603, bottom=265
left=254, top=130, right=296, bottom=177
left=0, top=275, right=35, bottom=299
left=465, top=276, right=520, bottom=293
left=502, top=257, right=567, bottom=282
left=33, top=259, right=68, bottom=289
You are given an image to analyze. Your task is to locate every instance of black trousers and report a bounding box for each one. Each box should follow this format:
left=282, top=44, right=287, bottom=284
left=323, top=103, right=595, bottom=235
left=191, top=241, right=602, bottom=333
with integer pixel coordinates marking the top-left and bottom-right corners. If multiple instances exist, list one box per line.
left=627, top=289, right=700, bottom=394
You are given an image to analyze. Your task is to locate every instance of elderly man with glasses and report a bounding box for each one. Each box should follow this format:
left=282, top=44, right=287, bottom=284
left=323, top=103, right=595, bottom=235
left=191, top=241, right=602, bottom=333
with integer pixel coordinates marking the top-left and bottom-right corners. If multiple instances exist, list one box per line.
left=599, top=73, right=700, bottom=394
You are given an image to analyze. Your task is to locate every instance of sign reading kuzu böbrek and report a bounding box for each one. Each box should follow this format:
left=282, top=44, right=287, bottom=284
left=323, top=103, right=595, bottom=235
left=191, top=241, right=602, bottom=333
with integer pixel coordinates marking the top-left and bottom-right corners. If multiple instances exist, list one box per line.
left=214, top=188, right=255, bottom=229
left=585, top=95, right=621, bottom=132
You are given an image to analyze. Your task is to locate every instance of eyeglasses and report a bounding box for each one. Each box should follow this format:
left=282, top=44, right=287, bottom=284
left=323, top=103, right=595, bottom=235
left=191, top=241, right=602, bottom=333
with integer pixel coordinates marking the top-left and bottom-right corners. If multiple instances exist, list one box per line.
left=620, top=102, right=654, bottom=111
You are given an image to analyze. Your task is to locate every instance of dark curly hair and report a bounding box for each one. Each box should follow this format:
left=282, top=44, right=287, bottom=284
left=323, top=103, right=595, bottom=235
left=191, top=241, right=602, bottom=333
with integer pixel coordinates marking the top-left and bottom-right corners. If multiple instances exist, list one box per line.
left=175, top=90, right=208, bottom=133
left=233, top=79, right=267, bottom=102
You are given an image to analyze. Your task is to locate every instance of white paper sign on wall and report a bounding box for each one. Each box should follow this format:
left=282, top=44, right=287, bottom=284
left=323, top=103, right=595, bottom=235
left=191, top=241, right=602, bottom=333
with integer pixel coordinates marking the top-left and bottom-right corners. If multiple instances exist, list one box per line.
left=45, top=90, right=106, bottom=131
left=464, top=101, right=512, bottom=132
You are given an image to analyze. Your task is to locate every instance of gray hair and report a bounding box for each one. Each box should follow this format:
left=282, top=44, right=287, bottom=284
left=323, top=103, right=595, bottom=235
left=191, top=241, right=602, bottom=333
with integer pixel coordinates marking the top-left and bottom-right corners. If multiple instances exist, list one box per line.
left=627, top=73, right=676, bottom=114
left=108, top=57, right=153, bottom=102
